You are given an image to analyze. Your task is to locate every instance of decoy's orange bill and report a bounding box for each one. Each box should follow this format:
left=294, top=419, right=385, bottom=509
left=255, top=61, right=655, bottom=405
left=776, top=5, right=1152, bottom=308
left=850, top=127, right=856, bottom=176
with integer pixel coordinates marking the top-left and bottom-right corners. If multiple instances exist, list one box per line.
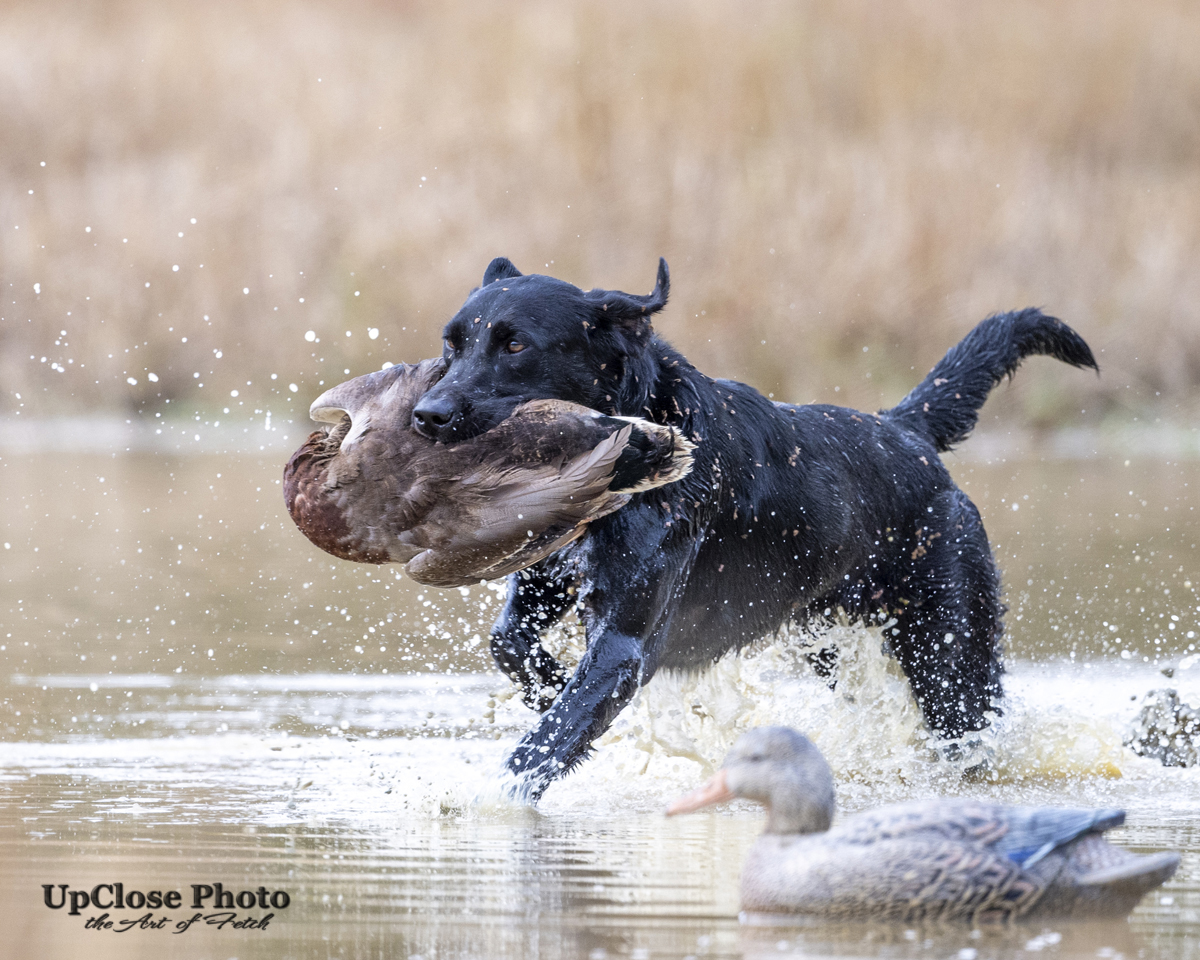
left=666, top=769, right=733, bottom=816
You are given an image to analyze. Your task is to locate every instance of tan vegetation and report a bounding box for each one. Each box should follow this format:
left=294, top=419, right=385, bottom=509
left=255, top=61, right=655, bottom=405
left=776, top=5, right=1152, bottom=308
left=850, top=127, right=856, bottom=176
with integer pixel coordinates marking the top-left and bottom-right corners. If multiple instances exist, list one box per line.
left=2, top=0, right=1198, bottom=427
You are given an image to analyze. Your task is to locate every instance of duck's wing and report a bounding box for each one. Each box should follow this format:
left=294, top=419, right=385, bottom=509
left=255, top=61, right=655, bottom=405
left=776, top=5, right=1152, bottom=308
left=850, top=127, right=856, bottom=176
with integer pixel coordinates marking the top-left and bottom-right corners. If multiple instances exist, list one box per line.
left=984, top=807, right=1126, bottom=868
left=401, top=424, right=635, bottom=587
left=401, top=403, right=694, bottom=586
left=834, top=801, right=1125, bottom=868
left=473, top=399, right=694, bottom=492
left=509, top=400, right=695, bottom=492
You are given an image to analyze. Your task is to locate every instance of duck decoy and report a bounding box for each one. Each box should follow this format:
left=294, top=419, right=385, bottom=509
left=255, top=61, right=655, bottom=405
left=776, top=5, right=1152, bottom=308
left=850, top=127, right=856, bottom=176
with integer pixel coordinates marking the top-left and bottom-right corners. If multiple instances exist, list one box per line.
left=283, top=358, right=694, bottom=588
left=668, top=726, right=1180, bottom=923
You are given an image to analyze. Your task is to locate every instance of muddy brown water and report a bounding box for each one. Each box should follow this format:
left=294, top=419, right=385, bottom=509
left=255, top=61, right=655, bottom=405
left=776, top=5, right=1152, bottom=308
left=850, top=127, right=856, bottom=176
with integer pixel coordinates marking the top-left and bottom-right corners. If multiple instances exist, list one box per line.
left=1, top=434, right=1198, bottom=959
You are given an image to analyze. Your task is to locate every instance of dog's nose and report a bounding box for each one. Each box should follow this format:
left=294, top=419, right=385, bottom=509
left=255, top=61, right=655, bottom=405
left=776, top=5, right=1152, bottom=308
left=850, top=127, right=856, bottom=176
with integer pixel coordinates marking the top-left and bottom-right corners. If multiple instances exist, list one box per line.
left=412, top=393, right=460, bottom=439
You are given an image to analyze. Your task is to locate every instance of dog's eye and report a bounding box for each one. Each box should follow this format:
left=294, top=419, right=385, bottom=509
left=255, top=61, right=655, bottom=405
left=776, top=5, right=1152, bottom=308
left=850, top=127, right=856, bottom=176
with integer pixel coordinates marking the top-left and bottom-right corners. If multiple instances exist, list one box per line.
left=505, top=340, right=526, bottom=354
left=443, top=338, right=456, bottom=355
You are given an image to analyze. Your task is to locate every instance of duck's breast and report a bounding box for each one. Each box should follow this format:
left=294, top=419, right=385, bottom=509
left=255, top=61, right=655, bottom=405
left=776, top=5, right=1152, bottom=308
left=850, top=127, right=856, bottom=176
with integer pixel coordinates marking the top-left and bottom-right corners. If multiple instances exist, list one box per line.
left=284, top=359, right=448, bottom=563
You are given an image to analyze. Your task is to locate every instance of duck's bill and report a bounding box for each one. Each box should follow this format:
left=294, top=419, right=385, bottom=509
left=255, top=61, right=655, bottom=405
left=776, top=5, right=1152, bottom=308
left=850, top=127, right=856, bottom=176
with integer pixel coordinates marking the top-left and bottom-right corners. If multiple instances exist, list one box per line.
left=666, top=769, right=733, bottom=816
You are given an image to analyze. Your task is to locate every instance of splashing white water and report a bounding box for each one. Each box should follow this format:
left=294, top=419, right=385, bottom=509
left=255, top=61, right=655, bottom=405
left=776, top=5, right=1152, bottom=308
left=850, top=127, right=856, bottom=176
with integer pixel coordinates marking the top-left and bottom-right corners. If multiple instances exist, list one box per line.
left=337, top=618, right=1194, bottom=821
left=9, top=623, right=1197, bottom=825
left=535, top=620, right=1183, bottom=816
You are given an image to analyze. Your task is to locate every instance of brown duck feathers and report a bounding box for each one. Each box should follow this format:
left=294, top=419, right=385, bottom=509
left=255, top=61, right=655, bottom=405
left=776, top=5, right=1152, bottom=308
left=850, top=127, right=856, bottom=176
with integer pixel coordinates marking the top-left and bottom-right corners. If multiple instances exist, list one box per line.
left=669, top=727, right=1180, bottom=924
left=283, top=358, right=694, bottom=587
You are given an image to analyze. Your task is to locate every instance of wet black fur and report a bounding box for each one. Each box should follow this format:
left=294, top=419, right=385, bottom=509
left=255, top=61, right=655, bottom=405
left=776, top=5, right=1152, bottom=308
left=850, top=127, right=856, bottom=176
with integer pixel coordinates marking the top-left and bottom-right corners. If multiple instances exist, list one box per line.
left=412, top=258, right=1098, bottom=799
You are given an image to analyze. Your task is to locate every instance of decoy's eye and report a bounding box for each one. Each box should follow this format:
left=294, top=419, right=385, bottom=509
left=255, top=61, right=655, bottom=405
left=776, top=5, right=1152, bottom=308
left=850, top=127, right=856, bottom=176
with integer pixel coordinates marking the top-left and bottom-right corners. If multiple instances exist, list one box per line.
left=505, top=340, right=526, bottom=354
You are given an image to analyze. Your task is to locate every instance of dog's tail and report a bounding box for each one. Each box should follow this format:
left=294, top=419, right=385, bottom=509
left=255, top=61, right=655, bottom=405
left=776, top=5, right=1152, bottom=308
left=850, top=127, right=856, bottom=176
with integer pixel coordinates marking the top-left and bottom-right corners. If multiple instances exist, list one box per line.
left=882, top=308, right=1097, bottom=453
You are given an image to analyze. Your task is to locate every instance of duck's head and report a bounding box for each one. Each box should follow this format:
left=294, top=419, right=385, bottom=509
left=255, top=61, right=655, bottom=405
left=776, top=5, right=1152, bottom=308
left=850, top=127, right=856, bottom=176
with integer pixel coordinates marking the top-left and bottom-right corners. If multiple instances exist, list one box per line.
left=308, top=358, right=448, bottom=451
left=666, top=726, right=835, bottom=836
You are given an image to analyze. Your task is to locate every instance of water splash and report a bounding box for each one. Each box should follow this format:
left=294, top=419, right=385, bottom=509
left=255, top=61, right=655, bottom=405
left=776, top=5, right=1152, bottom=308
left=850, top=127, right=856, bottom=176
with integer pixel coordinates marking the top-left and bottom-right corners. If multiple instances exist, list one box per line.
left=539, top=621, right=1171, bottom=816
left=8, top=624, right=1198, bottom=825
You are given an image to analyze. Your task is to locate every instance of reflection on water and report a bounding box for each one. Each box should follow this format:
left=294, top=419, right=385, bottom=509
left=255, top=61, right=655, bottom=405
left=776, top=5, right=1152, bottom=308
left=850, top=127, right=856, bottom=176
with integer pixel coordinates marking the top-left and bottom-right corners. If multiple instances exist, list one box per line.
left=1, top=446, right=1199, bottom=958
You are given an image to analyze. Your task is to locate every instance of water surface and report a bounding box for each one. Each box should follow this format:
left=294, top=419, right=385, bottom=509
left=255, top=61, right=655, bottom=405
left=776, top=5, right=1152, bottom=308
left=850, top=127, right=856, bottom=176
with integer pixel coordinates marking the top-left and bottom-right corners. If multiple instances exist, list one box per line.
left=2, top=442, right=1198, bottom=959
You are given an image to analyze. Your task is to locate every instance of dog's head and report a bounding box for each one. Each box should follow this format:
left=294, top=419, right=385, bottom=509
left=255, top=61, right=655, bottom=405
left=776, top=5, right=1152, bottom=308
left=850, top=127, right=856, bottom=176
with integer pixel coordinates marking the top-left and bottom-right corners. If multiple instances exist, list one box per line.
left=412, top=257, right=670, bottom=442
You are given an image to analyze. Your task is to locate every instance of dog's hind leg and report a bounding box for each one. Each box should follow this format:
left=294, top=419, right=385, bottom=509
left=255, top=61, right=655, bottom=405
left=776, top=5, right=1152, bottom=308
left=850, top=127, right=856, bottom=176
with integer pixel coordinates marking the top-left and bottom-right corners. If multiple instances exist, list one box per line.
left=886, top=489, right=1004, bottom=740
left=490, top=567, right=573, bottom=712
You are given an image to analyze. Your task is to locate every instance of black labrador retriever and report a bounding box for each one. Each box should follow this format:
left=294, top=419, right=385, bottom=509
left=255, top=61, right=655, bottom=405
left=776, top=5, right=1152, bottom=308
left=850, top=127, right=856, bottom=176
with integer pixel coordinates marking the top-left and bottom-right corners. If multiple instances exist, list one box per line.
left=412, top=258, right=1096, bottom=799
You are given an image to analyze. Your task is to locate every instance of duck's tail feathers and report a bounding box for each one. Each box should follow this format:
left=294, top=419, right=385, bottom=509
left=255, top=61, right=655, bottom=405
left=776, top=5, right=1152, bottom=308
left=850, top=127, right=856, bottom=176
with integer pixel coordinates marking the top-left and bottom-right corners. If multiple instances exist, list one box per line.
left=882, top=309, right=1097, bottom=453
left=1076, top=851, right=1181, bottom=890
left=607, top=418, right=696, bottom=493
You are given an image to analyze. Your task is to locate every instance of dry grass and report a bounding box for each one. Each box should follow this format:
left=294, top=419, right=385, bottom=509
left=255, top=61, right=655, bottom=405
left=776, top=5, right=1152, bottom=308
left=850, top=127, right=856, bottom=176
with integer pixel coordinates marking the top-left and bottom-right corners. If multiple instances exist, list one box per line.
left=2, top=0, right=1199, bottom=427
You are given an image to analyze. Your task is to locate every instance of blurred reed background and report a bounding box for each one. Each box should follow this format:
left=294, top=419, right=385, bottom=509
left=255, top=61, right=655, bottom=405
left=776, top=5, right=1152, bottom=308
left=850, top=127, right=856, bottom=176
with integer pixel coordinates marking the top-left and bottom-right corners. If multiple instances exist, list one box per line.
left=1, top=0, right=1198, bottom=429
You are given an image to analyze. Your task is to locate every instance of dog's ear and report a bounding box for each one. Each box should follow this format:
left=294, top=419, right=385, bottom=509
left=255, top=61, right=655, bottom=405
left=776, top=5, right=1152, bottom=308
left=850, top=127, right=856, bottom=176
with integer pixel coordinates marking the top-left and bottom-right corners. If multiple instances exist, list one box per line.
left=584, top=258, right=670, bottom=338
left=482, top=257, right=523, bottom=286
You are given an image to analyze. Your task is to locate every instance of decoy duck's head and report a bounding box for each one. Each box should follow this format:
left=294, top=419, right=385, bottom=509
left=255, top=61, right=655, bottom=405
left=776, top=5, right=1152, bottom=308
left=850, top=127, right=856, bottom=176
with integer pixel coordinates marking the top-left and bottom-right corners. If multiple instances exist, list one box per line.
left=667, top=726, right=836, bottom=836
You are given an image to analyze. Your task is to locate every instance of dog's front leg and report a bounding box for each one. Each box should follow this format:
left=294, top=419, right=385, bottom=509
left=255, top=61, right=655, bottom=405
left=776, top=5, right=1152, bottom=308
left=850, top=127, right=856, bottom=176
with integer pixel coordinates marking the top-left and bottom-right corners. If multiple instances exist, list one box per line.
left=490, top=566, right=572, bottom=712
left=505, top=626, right=650, bottom=801
left=503, top=530, right=687, bottom=801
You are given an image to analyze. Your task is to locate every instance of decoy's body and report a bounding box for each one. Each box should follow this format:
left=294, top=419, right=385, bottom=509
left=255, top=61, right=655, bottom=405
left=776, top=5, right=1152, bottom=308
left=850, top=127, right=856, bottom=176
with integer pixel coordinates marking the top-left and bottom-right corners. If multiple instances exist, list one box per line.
left=283, top=358, right=694, bottom=588
left=669, top=727, right=1180, bottom=924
